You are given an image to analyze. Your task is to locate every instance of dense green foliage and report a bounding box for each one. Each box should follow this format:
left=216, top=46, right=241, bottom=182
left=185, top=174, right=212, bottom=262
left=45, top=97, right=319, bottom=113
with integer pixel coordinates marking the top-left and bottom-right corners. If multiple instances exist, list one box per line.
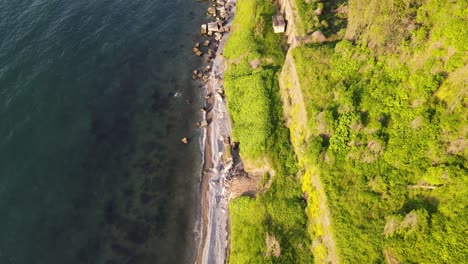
left=229, top=171, right=313, bottom=263
left=225, top=0, right=312, bottom=263
left=224, top=0, right=286, bottom=160
left=226, top=0, right=466, bottom=263
left=292, top=0, right=468, bottom=262
left=294, top=0, right=347, bottom=36
left=229, top=197, right=266, bottom=264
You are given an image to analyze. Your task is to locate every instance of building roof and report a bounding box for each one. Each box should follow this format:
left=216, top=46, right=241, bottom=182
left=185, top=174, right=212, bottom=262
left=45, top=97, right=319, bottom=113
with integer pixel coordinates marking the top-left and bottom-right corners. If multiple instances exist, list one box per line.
left=273, top=14, right=285, bottom=26
left=272, top=14, right=285, bottom=33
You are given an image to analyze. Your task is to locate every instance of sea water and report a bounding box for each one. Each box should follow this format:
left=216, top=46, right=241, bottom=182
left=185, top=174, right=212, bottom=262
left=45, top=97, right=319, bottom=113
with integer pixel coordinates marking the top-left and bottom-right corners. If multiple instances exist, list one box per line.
left=0, top=0, right=207, bottom=263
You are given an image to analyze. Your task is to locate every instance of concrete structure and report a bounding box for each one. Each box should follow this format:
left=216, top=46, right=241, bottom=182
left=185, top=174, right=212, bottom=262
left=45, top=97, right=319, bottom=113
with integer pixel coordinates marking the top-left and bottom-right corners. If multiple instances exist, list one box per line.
left=272, top=13, right=286, bottom=33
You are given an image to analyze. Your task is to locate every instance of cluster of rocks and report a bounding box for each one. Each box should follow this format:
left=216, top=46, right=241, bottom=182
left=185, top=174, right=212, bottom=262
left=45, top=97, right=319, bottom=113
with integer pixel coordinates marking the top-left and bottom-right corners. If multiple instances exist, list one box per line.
left=206, top=0, right=232, bottom=20
left=191, top=0, right=233, bottom=80
left=191, top=39, right=217, bottom=80
left=192, top=65, right=212, bottom=82
left=184, top=0, right=234, bottom=145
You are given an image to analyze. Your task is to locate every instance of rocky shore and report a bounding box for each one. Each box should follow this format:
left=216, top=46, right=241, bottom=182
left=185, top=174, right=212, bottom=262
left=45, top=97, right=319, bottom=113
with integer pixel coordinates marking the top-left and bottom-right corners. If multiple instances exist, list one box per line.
left=189, top=1, right=243, bottom=263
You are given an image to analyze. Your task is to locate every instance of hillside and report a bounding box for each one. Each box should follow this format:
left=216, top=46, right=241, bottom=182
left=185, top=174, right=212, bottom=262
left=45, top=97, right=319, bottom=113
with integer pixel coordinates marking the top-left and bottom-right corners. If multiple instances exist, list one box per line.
left=224, top=0, right=467, bottom=263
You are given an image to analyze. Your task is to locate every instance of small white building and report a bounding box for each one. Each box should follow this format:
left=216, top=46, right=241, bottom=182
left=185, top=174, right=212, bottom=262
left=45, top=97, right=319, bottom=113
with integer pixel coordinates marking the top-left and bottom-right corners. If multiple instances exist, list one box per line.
left=272, top=13, right=285, bottom=33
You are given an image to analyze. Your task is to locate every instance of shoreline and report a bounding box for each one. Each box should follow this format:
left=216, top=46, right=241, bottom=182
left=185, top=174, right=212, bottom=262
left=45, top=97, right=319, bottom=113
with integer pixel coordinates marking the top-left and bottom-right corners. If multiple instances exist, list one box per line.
left=194, top=1, right=237, bottom=263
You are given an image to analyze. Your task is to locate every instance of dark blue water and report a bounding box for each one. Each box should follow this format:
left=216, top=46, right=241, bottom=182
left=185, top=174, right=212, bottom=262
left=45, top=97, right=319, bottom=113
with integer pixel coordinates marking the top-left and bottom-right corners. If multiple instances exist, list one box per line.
left=0, top=0, right=207, bottom=263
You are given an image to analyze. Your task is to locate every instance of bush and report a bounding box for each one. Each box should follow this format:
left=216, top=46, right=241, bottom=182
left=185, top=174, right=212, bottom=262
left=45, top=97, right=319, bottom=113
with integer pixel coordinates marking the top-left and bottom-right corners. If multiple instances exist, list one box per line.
left=226, top=0, right=312, bottom=263
left=290, top=1, right=468, bottom=260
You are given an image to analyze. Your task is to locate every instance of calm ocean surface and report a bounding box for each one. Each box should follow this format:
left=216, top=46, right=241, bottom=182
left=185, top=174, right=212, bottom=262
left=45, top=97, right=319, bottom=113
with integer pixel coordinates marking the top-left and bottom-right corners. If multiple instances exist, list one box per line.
left=0, top=0, right=206, bottom=263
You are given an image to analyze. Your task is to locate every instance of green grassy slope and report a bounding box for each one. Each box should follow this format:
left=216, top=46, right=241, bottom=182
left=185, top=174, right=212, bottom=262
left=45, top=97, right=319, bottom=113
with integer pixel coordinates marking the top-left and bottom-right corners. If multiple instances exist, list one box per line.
left=293, top=0, right=468, bottom=262
left=224, top=0, right=312, bottom=263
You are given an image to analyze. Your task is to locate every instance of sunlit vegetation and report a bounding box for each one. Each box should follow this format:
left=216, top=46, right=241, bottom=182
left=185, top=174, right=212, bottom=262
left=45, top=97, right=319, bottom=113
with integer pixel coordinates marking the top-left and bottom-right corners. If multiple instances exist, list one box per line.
left=292, top=0, right=468, bottom=262
left=226, top=0, right=466, bottom=262
left=225, top=0, right=312, bottom=263
left=224, top=0, right=284, bottom=160
left=295, top=0, right=348, bottom=36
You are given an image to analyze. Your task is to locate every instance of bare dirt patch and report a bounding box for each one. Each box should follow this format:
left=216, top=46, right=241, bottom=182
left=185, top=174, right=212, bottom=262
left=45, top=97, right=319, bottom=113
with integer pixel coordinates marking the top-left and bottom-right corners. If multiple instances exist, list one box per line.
left=279, top=50, right=339, bottom=264
left=228, top=165, right=273, bottom=199
left=265, top=233, right=281, bottom=257
left=228, top=173, right=262, bottom=198
left=447, top=137, right=467, bottom=155
left=249, top=58, right=261, bottom=69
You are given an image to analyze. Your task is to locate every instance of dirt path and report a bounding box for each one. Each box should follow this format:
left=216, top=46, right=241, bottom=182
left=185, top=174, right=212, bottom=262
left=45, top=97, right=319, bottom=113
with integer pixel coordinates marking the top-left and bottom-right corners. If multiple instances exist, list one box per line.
left=280, top=50, right=339, bottom=264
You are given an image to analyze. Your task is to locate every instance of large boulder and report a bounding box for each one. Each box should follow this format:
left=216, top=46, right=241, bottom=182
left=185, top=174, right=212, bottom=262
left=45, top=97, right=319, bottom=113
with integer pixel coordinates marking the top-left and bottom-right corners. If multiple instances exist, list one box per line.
left=208, top=22, right=219, bottom=33
left=196, top=120, right=208, bottom=127
left=201, top=24, right=207, bottom=35
left=311, top=30, right=327, bottom=42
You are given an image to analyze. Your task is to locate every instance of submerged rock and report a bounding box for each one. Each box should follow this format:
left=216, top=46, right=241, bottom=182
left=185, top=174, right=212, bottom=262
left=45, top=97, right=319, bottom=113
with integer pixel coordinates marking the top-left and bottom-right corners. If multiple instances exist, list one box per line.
left=207, top=49, right=214, bottom=57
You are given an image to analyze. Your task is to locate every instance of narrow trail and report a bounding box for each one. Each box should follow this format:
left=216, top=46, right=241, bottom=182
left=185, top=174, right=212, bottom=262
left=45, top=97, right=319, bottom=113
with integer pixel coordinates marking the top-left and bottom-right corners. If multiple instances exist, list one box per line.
left=280, top=49, right=339, bottom=264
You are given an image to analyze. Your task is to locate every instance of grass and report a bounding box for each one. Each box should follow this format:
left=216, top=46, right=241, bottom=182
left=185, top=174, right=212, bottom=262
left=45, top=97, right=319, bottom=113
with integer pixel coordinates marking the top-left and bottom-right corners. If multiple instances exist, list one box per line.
left=225, top=0, right=312, bottom=263
left=289, top=0, right=468, bottom=261
left=226, top=0, right=467, bottom=263
left=294, top=0, right=348, bottom=37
